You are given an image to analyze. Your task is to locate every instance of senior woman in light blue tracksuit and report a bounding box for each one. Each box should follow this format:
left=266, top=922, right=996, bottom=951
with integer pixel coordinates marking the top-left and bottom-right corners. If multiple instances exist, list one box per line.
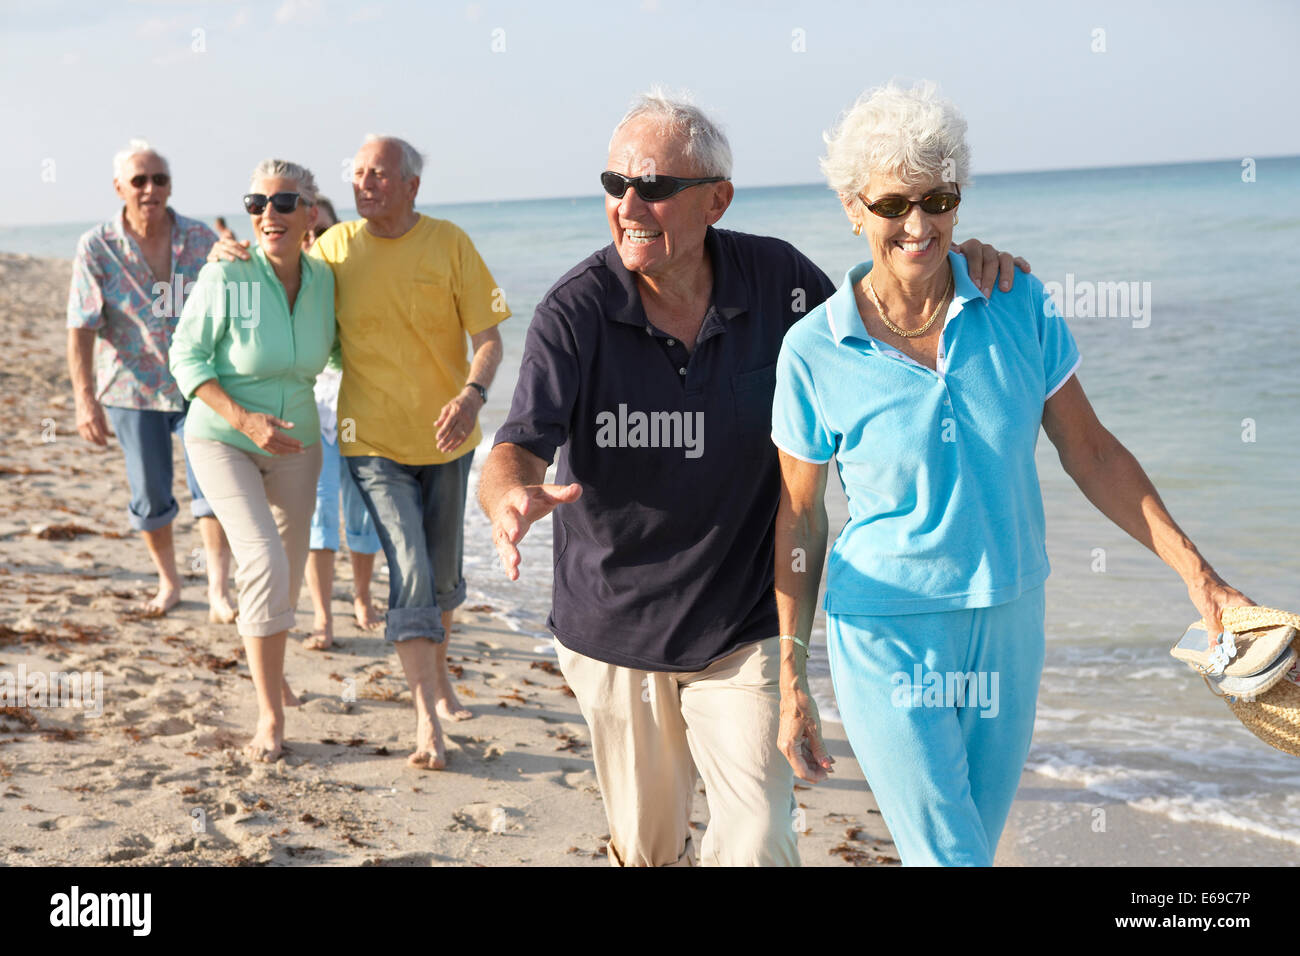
left=771, top=81, right=1251, bottom=866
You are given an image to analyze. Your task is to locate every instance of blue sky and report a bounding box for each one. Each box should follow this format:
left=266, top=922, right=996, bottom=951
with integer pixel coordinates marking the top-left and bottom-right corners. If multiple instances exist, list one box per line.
left=2, top=0, right=1297, bottom=225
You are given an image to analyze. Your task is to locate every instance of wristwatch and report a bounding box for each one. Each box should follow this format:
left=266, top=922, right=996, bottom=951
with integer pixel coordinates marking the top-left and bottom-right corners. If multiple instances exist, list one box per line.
left=466, top=381, right=488, bottom=403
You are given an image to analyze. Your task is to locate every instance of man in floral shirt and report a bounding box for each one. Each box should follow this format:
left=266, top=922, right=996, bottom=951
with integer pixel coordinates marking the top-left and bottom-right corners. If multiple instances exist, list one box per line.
left=67, top=140, right=235, bottom=619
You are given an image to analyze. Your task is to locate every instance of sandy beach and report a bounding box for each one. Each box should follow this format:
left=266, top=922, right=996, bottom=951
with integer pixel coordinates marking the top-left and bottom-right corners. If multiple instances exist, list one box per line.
left=1, top=251, right=1294, bottom=868
left=0, top=252, right=904, bottom=867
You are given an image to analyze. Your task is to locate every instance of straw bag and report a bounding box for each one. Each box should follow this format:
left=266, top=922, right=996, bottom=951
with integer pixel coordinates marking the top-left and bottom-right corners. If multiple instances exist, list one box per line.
left=1175, top=607, right=1300, bottom=757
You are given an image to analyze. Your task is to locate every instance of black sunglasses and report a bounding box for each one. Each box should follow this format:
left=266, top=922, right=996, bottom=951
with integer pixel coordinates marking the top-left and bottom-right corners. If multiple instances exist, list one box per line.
left=601, top=170, right=728, bottom=202
left=859, top=187, right=961, bottom=219
left=242, top=192, right=310, bottom=215
left=129, top=173, right=170, bottom=189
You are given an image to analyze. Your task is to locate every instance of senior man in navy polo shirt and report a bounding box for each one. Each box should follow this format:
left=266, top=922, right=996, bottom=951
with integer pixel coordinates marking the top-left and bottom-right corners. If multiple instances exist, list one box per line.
left=479, top=90, right=1023, bottom=867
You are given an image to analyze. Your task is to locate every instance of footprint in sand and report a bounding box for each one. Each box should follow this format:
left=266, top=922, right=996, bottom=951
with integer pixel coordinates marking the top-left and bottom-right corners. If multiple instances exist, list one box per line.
left=35, top=815, right=109, bottom=831
left=116, top=666, right=158, bottom=684
left=188, top=728, right=243, bottom=751
left=446, top=735, right=505, bottom=761
left=451, top=802, right=518, bottom=833
left=142, top=716, right=195, bottom=737
left=302, top=697, right=355, bottom=716
left=358, top=851, right=436, bottom=867
left=102, top=834, right=154, bottom=863
left=146, top=689, right=192, bottom=713
left=68, top=757, right=115, bottom=771
left=113, top=772, right=161, bottom=791
left=560, top=769, right=600, bottom=793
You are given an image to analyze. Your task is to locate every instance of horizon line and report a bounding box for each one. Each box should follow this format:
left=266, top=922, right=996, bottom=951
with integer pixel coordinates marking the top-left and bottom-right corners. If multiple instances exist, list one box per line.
left=3, top=152, right=1297, bottom=230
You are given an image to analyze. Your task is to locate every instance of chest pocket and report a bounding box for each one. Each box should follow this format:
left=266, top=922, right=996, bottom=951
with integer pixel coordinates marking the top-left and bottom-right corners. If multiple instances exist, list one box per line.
left=732, top=363, right=777, bottom=455
left=411, top=279, right=461, bottom=359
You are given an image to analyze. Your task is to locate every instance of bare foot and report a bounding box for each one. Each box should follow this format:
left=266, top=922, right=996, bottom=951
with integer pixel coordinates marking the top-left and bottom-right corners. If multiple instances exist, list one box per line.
left=353, top=597, right=382, bottom=631
left=141, top=584, right=181, bottom=618
left=244, top=717, right=284, bottom=762
left=208, top=589, right=238, bottom=624
left=407, top=712, right=447, bottom=770
left=435, top=684, right=474, bottom=722
left=282, top=677, right=301, bottom=708
left=303, top=617, right=333, bottom=651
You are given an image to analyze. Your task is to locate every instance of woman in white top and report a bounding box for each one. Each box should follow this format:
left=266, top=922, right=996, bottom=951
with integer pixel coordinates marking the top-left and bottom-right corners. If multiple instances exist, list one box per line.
left=303, top=199, right=384, bottom=650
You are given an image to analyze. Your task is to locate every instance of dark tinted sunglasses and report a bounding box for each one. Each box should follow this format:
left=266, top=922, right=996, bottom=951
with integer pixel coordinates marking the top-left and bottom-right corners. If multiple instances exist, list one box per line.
left=601, top=170, right=728, bottom=202
left=860, top=188, right=961, bottom=219
left=129, top=173, right=170, bottom=189
left=243, top=192, right=309, bottom=215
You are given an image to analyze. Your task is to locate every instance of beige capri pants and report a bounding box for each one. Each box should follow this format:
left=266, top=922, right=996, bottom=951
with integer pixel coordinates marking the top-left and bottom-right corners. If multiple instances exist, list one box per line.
left=553, top=635, right=799, bottom=867
left=184, top=437, right=322, bottom=638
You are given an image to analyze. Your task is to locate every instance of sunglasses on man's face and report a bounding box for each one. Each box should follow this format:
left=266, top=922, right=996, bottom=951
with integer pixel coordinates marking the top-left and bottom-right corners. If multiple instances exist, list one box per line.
left=129, top=173, right=170, bottom=189
left=860, top=189, right=961, bottom=219
left=242, top=192, right=309, bottom=215
left=601, top=170, right=728, bottom=202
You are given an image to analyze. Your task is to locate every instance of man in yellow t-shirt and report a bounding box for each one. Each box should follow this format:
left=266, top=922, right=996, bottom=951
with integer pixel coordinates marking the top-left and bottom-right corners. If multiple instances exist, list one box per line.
left=313, top=135, right=508, bottom=770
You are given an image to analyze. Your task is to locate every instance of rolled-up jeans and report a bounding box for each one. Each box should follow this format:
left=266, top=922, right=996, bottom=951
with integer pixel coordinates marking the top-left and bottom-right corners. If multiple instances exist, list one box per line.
left=309, top=434, right=381, bottom=554
left=106, top=404, right=215, bottom=531
left=345, top=450, right=473, bottom=643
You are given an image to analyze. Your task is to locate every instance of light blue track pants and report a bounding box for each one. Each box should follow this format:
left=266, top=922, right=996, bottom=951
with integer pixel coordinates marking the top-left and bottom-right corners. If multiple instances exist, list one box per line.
left=826, top=585, right=1045, bottom=866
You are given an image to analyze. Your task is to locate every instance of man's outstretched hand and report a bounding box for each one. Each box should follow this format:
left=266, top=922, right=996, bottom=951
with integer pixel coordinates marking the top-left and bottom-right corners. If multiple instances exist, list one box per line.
left=489, top=482, right=583, bottom=580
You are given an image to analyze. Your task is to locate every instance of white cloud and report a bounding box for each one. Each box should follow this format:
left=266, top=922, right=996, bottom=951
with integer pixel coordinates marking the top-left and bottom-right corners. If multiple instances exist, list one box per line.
left=349, top=5, right=383, bottom=23
left=136, top=15, right=188, bottom=39
left=150, top=47, right=194, bottom=68
left=275, top=0, right=321, bottom=24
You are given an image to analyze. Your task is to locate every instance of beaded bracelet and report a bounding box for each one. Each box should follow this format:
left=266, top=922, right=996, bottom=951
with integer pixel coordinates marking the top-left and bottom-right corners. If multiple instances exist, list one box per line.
left=779, top=634, right=809, bottom=650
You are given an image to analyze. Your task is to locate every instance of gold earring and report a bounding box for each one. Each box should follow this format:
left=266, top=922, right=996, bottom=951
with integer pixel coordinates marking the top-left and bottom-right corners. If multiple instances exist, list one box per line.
left=953, top=214, right=959, bottom=227
left=853, top=223, right=862, bottom=236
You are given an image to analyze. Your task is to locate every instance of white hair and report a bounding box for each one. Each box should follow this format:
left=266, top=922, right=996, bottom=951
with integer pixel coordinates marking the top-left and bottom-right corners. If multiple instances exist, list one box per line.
left=112, top=139, right=169, bottom=180
left=820, top=81, right=971, bottom=198
left=609, top=87, right=733, bottom=179
left=361, top=134, right=424, bottom=180
left=249, top=158, right=319, bottom=205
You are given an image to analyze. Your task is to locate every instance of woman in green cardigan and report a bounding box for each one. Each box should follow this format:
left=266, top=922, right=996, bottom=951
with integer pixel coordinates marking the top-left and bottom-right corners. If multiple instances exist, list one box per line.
left=171, top=159, right=336, bottom=762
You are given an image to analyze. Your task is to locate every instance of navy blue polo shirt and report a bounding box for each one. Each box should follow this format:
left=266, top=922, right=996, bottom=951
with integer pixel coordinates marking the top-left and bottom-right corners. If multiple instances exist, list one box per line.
left=495, top=226, right=836, bottom=671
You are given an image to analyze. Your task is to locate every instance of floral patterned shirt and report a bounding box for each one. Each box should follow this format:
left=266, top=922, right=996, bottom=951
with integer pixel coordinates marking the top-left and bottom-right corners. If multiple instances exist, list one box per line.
left=66, top=208, right=217, bottom=411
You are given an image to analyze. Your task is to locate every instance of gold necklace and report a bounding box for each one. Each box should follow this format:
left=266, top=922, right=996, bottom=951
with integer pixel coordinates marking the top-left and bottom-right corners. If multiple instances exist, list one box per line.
left=866, top=269, right=953, bottom=339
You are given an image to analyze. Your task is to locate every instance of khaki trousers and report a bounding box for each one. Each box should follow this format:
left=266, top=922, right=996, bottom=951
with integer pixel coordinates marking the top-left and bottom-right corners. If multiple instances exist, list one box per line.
left=185, top=438, right=321, bottom=638
left=554, top=636, right=799, bottom=867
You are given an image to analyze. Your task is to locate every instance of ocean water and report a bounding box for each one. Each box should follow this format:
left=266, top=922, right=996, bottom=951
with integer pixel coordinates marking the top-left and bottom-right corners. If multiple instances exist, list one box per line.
left=6, top=156, right=1300, bottom=851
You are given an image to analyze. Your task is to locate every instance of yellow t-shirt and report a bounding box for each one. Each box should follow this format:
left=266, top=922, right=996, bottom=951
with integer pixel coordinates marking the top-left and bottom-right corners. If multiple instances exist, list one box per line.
left=312, top=215, right=509, bottom=465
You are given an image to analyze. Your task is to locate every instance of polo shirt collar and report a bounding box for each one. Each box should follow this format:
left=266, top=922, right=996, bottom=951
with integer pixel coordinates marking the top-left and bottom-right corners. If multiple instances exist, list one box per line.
left=827, top=249, right=986, bottom=346
left=604, top=225, right=749, bottom=326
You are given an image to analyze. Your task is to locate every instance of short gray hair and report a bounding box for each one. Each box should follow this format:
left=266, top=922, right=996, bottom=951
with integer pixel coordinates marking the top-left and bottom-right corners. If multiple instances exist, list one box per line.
left=821, top=81, right=971, bottom=198
left=609, top=87, right=733, bottom=179
left=113, top=139, right=169, bottom=180
left=362, top=134, right=424, bottom=180
left=249, top=158, right=320, bottom=205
